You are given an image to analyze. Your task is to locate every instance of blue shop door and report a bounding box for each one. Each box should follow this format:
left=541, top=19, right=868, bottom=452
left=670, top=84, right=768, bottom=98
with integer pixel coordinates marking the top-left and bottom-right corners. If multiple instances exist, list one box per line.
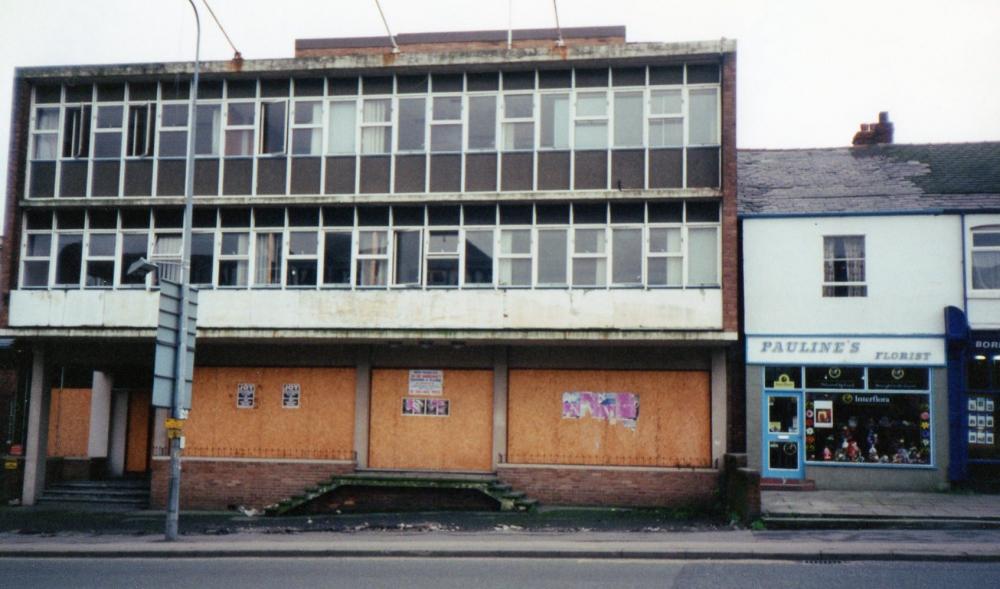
left=763, top=391, right=804, bottom=479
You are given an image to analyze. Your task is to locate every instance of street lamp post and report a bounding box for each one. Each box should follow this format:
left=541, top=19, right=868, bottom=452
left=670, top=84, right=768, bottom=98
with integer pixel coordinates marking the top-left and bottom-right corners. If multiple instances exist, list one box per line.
left=164, top=0, right=201, bottom=542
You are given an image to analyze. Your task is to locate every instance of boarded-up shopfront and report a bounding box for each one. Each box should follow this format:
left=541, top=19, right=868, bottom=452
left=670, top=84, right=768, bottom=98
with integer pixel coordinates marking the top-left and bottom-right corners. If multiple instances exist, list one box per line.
left=368, top=369, right=493, bottom=472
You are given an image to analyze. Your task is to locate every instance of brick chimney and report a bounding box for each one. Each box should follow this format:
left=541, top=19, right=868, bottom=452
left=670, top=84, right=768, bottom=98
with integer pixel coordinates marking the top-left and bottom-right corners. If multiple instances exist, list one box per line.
left=852, top=112, right=894, bottom=146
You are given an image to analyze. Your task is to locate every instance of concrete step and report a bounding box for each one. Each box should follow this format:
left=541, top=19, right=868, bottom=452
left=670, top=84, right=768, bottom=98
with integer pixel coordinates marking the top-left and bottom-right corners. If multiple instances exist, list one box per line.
left=760, top=478, right=816, bottom=491
left=58, top=479, right=148, bottom=489
left=42, top=488, right=149, bottom=498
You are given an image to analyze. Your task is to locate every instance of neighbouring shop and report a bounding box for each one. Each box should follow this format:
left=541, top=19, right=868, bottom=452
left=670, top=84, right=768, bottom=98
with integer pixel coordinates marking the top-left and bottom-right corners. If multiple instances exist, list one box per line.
left=964, top=331, right=1000, bottom=485
left=747, top=335, right=948, bottom=490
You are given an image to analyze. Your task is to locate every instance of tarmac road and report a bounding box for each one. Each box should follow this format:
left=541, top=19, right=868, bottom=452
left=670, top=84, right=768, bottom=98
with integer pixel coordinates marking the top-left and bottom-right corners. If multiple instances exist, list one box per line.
left=4, top=557, right=1000, bottom=589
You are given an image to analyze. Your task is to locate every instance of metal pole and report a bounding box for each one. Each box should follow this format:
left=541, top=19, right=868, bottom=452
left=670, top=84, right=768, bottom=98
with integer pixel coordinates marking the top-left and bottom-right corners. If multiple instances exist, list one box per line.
left=166, top=0, right=200, bottom=542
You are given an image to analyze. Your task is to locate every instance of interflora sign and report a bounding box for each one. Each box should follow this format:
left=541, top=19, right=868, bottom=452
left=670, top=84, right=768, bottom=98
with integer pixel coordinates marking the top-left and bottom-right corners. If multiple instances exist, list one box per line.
left=747, top=336, right=945, bottom=366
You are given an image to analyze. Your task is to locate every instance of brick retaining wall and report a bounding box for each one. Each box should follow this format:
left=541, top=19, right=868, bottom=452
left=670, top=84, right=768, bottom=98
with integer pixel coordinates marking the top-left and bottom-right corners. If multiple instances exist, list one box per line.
left=150, top=459, right=355, bottom=510
left=497, top=465, right=719, bottom=507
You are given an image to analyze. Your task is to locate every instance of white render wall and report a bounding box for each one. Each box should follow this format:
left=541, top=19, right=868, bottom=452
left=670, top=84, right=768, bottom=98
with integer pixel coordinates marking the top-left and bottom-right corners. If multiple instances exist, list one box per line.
left=9, top=288, right=723, bottom=332
left=744, top=215, right=964, bottom=336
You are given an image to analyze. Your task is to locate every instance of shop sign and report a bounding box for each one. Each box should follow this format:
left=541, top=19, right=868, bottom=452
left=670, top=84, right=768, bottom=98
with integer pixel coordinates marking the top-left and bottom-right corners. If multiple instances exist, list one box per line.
left=971, top=332, right=1000, bottom=353
left=4, top=460, right=17, bottom=470
left=408, top=370, right=444, bottom=395
left=747, top=336, right=945, bottom=366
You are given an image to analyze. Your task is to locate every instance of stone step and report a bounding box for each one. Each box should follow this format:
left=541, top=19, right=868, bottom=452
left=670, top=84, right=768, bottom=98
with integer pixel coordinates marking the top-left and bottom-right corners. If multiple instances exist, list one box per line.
left=38, top=495, right=148, bottom=506
left=57, top=479, right=148, bottom=489
left=42, top=487, right=149, bottom=498
left=760, top=478, right=816, bottom=491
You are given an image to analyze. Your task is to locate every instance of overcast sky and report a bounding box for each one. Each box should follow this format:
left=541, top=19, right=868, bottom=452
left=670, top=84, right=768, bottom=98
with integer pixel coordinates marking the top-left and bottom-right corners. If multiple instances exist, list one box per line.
left=1, top=0, right=998, bottom=223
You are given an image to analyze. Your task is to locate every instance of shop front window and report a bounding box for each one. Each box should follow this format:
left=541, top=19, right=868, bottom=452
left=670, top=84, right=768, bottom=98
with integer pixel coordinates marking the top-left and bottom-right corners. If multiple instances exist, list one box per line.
left=799, top=366, right=931, bottom=466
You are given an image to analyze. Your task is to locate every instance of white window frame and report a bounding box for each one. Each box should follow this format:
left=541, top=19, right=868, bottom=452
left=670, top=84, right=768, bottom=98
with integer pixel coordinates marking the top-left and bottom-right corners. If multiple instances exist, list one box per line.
left=356, top=228, right=390, bottom=287
left=157, top=101, right=190, bottom=159
left=970, top=225, right=1000, bottom=293
left=290, top=99, right=324, bottom=156
left=572, top=90, right=609, bottom=151
left=498, top=226, right=533, bottom=287
left=425, top=227, right=461, bottom=288
left=501, top=92, right=535, bottom=152
left=822, top=235, right=867, bottom=297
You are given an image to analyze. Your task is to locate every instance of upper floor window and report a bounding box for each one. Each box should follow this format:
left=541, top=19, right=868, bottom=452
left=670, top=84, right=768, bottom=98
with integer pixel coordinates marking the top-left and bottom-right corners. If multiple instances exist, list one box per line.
left=971, top=227, right=1000, bottom=290
left=823, top=235, right=866, bottom=297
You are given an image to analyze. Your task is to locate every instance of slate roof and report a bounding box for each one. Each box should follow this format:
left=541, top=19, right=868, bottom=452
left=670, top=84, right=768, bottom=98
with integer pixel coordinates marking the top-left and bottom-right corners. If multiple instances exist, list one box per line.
left=738, top=142, right=1000, bottom=216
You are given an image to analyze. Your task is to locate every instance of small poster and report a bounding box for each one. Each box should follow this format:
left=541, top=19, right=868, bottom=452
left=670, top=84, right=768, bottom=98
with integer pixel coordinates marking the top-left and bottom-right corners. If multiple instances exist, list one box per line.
left=562, top=392, right=639, bottom=430
left=978, top=415, right=987, bottom=428
left=969, top=399, right=978, bottom=412
left=969, top=431, right=978, bottom=444
left=236, top=383, right=256, bottom=409
left=978, top=397, right=987, bottom=411
left=988, top=433, right=995, bottom=445
left=402, top=397, right=449, bottom=416
left=987, top=416, right=995, bottom=428
left=969, top=414, right=978, bottom=428
left=282, top=383, right=301, bottom=409
left=978, top=431, right=987, bottom=443
left=813, top=400, right=834, bottom=429
left=408, top=370, right=444, bottom=395
left=988, top=399, right=995, bottom=412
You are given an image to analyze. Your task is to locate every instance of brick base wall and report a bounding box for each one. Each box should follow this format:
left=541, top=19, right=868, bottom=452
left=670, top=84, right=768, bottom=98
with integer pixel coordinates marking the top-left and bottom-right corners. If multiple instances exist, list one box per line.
left=498, top=465, right=719, bottom=508
left=150, top=459, right=355, bottom=510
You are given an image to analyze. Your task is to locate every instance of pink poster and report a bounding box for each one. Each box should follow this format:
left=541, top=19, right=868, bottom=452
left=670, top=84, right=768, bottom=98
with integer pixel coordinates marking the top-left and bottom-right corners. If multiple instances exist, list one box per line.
left=561, top=392, right=640, bottom=430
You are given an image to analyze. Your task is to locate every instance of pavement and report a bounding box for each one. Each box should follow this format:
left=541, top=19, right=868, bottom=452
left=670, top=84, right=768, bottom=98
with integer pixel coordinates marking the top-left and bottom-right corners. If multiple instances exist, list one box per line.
left=2, top=490, right=999, bottom=561
left=2, top=528, right=1000, bottom=562
left=762, top=490, right=1000, bottom=528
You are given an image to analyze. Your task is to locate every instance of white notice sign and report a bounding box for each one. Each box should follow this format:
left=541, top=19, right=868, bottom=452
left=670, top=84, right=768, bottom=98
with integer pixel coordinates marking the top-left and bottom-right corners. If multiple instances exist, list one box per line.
left=408, top=370, right=444, bottom=395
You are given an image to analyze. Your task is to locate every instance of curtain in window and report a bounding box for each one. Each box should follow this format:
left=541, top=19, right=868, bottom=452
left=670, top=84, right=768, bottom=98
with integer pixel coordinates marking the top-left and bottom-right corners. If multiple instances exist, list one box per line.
left=973, top=252, right=1000, bottom=289
left=362, top=100, right=389, bottom=153
left=824, top=236, right=864, bottom=282
left=255, top=233, right=282, bottom=285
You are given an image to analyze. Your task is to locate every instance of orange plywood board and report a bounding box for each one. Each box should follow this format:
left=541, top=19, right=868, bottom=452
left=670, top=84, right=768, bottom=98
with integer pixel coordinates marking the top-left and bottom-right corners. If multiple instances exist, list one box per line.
left=125, top=390, right=151, bottom=473
left=507, top=370, right=711, bottom=467
left=183, top=367, right=356, bottom=460
left=46, top=388, right=92, bottom=458
left=369, top=369, right=493, bottom=472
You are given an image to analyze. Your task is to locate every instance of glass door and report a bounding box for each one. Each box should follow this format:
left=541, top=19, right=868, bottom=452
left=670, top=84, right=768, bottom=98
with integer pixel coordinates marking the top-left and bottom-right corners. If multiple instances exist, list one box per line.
left=763, top=391, right=804, bottom=479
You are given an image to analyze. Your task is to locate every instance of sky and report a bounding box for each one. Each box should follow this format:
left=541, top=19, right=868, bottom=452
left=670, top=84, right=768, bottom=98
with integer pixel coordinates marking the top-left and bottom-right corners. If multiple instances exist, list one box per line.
left=1, top=0, right=998, bottom=225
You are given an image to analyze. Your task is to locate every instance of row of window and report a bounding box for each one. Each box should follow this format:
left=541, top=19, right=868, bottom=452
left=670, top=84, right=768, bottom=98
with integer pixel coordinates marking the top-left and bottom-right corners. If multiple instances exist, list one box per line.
left=26, top=68, right=721, bottom=198
left=31, top=85, right=718, bottom=160
left=20, top=201, right=721, bottom=290
left=822, top=228, right=1000, bottom=297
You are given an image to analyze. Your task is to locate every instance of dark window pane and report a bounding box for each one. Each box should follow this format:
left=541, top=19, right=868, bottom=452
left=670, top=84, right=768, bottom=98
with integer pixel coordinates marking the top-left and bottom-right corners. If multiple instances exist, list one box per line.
left=260, top=78, right=289, bottom=97
left=26, top=210, right=52, bottom=230
left=86, top=260, right=114, bottom=288
left=287, top=259, right=317, bottom=286
left=190, top=233, right=214, bottom=285
left=294, top=78, right=324, bottom=97
left=687, top=64, right=720, bottom=84
left=611, top=202, right=644, bottom=223
left=128, top=82, right=157, bottom=101
left=193, top=208, right=217, bottom=228
left=612, top=67, right=645, bottom=87
left=362, top=76, right=393, bottom=95
left=396, top=75, right=428, bottom=94
left=121, top=209, right=150, bottom=229
left=428, top=205, right=460, bottom=226
left=466, top=72, right=499, bottom=91
left=23, top=261, right=50, bottom=287
left=97, top=83, right=125, bottom=101
left=226, top=80, right=257, bottom=98
left=55, top=234, right=83, bottom=285
left=502, top=71, right=534, bottom=90
left=254, top=207, right=284, bottom=227
left=328, top=77, right=358, bottom=96
left=536, top=204, right=569, bottom=224
left=357, top=206, right=389, bottom=226
left=88, top=209, right=117, bottom=229
left=463, top=205, right=496, bottom=226
left=648, top=201, right=683, bottom=223
left=392, top=206, right=424, bottom=226
left=394, top=230, right=421, bottom=284
left=499, top=204, right=532, bottom=225
left=120, top=233, right=148, bottom=284
left=323, top=207, right=354, bottom=227
left=869, top=367, right=929, bottom=391
left=764, top=366, right=802, bottom=389
left=154, top=208, right=183, bottom=228
left=575, top=68, right=608, bottom=87
left=573, top=203, right=607, bottom=224
left=464, top=231, right=493, bottom=284
left=261, top=101, right=287, bottom=154
left=220, top=208, right=251, bottom=227
left=538, top=70, right=572, bottom=89
left=65, top=84, right=92, bottom=102
left=427, top=259, right=459, bottom=286
left=197, top=80, right=223, bottom=99
left=160, top=80, right=190, bottom=100
left=432, top=74, right=463, bottom=92
left=649, top=65, right=683, bottom=85
left=287, top=207, right=319, bottom=227
left=57, top=209, right=85, bottom=229
left=323, top=232, right=352, bottom=284
left=34, top=85, right=62, bottom=104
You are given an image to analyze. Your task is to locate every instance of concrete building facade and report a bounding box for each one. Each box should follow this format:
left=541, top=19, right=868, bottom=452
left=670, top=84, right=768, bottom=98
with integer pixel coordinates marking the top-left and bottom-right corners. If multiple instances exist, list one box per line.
left=2, top=27, right=739, bottom=509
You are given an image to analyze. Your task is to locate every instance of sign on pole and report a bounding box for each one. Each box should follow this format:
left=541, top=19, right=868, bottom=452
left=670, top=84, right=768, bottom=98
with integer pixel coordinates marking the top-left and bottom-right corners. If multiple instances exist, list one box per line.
left=152, top=280, right=197, bottom=410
